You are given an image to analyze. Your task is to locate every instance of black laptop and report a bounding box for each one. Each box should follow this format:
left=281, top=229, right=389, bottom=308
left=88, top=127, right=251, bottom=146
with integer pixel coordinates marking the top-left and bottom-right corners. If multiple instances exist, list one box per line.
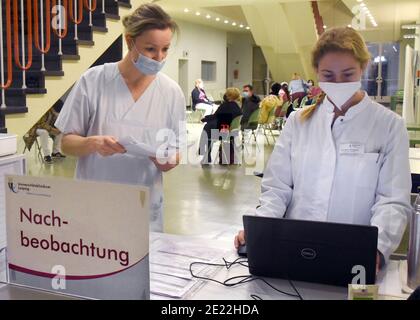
left=243, top=215, right=378, bottom=287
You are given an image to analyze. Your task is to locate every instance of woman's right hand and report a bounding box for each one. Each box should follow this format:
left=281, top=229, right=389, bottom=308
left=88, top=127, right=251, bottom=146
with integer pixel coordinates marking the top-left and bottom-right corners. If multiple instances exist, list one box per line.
left=87, top=136, right=126, bottom=157
left=234, top=230, right=245, bottom=249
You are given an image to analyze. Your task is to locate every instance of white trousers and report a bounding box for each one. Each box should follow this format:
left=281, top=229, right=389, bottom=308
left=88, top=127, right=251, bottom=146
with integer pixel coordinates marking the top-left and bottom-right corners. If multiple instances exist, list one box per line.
left=36, top=129, right=63, bottom=156
left=195, top=103, right=218, bottom=117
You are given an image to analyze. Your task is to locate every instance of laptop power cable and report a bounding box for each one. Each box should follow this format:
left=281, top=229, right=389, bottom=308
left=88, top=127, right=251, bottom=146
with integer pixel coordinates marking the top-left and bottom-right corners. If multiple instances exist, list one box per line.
left=189, top=257, right=303, bottom=300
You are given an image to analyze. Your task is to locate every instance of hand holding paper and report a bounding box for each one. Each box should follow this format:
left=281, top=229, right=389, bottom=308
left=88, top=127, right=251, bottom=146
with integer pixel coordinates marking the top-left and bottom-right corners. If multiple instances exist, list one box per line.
left=118, top=136, right=159, bottom=158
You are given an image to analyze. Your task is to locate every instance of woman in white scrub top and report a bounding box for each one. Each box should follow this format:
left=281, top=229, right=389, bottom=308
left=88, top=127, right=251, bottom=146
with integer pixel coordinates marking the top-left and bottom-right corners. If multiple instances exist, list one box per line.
left=55, top=4, right=186, bottom=232
left=235, top=27, right=412, bottom=271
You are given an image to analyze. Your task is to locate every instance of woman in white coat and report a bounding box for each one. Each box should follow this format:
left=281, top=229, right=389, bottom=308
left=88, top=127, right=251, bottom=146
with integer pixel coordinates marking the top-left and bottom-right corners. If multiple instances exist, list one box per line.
left=235, top=27, right=411, bottom=271
left=55, top=4, right=186, bottom=232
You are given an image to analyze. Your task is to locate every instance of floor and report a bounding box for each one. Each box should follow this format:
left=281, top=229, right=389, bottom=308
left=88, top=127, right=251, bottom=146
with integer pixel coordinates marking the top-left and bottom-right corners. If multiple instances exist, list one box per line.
left=22, top=122, right=277, bottom=237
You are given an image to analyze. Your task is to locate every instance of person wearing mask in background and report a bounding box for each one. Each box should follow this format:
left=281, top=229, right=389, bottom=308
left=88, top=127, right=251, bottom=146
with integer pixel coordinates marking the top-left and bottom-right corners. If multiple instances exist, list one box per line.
left=275, top=82, right=291, bottom=118
left=279, top=82, right=291, bottom=104
left=235, top=27, right=411, bottom=273
left=241, top=84, right=261, bottom=131
left=198, top=88, right=242, bottom=165
left=55, top=4, right=187, bottom=232
left=289, top=73, right=307, bottom=105
left=192, top=79, right=217, bottom=117
left=306, top=79, right=323, bottom=105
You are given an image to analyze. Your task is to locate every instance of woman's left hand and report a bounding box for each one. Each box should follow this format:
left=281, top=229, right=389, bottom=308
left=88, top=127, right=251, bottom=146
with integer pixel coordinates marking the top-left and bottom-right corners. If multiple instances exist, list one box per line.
left=150, top=152, right=180, bottom=172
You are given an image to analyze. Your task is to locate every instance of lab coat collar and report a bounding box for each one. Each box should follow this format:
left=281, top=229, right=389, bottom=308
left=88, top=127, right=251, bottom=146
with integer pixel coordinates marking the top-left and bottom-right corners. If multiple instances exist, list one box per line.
left=321, top=91, right=370, bottom=120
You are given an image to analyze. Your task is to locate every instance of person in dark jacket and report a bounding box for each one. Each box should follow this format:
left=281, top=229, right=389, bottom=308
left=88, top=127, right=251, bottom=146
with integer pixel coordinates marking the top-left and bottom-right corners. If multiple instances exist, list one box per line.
left=241, top=84, right=261, bottom=130
left=199, top=87, right=242, bottom=164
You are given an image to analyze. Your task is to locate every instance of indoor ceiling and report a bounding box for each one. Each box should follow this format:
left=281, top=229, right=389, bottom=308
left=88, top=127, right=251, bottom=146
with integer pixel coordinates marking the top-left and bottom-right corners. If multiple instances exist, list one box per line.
left=156, top=0, right=420, bottom=42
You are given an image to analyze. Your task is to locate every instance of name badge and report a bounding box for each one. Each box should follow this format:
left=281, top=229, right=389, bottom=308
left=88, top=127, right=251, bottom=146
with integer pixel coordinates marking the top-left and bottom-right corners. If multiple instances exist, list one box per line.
left=339, top=143, right=365, bottom=155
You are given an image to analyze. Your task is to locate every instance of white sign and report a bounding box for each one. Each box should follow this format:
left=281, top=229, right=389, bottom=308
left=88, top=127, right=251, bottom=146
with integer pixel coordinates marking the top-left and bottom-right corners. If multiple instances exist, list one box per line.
left=5, top=175, right=150, bottom=299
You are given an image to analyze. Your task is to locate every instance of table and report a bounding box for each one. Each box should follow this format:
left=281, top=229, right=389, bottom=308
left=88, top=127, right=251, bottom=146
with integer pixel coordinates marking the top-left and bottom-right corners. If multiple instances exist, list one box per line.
left=0, top=231, right=411, bottom=300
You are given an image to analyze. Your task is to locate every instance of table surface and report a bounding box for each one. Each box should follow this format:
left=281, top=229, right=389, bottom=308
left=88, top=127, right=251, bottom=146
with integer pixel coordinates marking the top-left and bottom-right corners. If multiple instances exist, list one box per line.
left=0, top=231, right=411, bottom=300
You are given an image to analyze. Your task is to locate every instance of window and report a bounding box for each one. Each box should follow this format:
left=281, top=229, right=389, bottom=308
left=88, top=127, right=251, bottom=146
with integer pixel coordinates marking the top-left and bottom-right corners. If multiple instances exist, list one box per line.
left=362, top=42, right=400, bottom=98
left=201, top=61, right=216, bottom=82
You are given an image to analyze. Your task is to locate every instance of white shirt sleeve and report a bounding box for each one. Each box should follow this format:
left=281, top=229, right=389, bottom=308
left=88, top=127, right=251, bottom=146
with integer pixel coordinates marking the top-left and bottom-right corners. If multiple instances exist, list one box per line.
left=55, top=76, right=91, bottom=136
left=256, top=111, right=296, bottom=218
left=370, top=117, right=411, bottom=261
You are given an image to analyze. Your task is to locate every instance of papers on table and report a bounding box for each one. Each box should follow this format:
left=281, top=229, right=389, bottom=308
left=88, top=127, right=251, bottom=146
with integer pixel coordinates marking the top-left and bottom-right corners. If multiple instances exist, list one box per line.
left=377, top=260, right=410, bottom=299
left=150, top=235, right=228, bottom=299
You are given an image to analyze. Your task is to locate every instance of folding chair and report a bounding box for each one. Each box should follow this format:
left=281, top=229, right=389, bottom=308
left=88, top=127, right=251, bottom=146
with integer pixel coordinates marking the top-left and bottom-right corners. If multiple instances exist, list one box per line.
left=23, top=137, right=44, bottom=162
left=216, top=115, right=243, bottom=165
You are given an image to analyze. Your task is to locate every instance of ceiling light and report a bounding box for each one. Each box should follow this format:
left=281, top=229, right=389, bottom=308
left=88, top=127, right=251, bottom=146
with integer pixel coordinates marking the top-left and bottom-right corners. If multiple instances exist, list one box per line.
left=347, top=24, right=352, bottom=28
left=224, top=20, right=229, bottom=24
left=323, top=25, right=327, bottom=29
left=246, top=26, right=250, bottom=30
left=402, top=24, right=420, bottom=30
left=403, top=34, right=419, bottom=39
left=183, top=8, right=189, bottom=13
left=206, top=14, right=211, bottom=19
left=195, top=12, right=201, bottom=16
left=215, top=17, right=220, bottom=21
left=232, top=22, right=237, bottom=26
left=239, top=24, right=244, bottom=28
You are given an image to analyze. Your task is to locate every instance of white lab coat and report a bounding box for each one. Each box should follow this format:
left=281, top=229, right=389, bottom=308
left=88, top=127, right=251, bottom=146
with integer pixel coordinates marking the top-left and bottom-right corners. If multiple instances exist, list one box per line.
left=256, top=93, right=412, bottom=261
left=55, top=63, right=187, bottom=232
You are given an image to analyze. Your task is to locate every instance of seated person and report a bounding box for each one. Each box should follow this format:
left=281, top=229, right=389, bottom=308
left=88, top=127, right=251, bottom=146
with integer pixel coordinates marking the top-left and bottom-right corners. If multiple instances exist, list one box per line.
left=191, top=79, right=217, bottom=116
left=198, top=87, right=242, bottom=164
left=306, top=79, right=323, bottom=105
left=259, top=94, right=282, bottom=124
left=241, top=84, right=261, bottom=131
left=23, top=100, right=66, bottom=164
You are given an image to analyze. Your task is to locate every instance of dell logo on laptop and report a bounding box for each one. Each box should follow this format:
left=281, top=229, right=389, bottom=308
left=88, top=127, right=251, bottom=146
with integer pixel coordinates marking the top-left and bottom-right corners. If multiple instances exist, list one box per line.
left=301, top=248, right=317, bottom=260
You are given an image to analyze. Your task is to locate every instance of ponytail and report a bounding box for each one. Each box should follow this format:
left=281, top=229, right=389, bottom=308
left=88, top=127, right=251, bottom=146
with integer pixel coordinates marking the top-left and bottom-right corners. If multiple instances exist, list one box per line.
left=300, top=93, right=326, bottom=122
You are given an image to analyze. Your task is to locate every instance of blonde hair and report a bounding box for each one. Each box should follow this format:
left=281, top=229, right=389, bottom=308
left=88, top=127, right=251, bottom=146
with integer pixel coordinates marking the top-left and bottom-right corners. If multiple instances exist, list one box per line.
left=122, top=3, right=178, bottom=42
left=224, top=87, right=241, bottom=102
left=301, top=27, right=370, bottom=122
left=195, top=79, right=203, bottom=87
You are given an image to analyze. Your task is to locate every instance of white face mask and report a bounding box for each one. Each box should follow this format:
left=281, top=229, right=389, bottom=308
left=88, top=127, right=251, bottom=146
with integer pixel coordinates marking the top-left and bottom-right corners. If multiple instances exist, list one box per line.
left=318, top=81, right=361, bottom=110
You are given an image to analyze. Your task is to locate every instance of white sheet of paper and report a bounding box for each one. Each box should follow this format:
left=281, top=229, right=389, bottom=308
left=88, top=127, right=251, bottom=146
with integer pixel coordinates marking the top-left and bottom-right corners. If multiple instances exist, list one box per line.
left=150, top=273, right=197, bottom=298
left=118, top=136, right=158, bottom=158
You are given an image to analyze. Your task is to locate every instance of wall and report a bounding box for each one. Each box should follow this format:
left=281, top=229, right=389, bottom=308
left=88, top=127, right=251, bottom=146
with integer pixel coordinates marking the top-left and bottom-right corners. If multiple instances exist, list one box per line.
left=227, top=33, right=254, bottom=89
left=162, top=20, right=227, bottom=104
left=7, top=0, right=149, bottom=138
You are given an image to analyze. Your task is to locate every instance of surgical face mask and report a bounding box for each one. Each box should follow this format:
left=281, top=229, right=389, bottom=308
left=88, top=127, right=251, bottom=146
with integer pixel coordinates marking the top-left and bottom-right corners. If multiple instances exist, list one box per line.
left=318, top=81, right=361, bottom=110
left=131, top=42, right=165, bottom=75
left=242, top=91, right=249, bottom=98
